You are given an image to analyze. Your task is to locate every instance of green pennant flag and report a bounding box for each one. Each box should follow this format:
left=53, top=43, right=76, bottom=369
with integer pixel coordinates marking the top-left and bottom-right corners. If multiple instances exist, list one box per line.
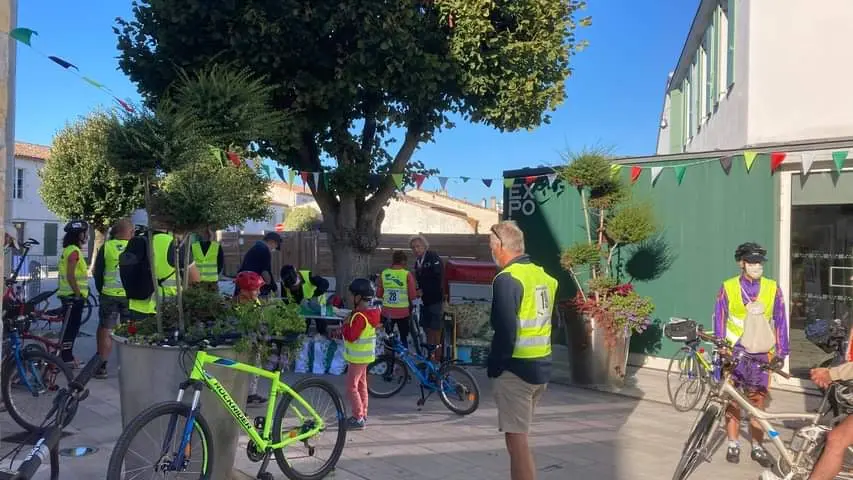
left=287, top=168, right=296, bottom=185
left=9, top=28, right=37, bottom=46
left=261, top=164, right=272, bottom=179
left=208, top=145, right=223, bottom=165
left=460, top=176, right=470, bottom=183
left=832, top=150, right=848, bottom=172
left=744, top=151, right=758, bottom=172
left=82, top=76, right=105, bottom=89
left=504, top=178, right=514, bottom=188
left=674, top=166, right=687, bottom=185
left=610, top=164, right=622, bottom=178
left=391, top=173, right=404, bottom=189
left=323, top=172, right=330, bottom=190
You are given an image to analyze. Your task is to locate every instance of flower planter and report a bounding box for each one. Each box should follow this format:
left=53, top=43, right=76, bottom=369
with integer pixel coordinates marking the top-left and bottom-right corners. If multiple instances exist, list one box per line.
left=113, top=334, right=250, bottom=480
left=565, top=314, right=631, bottom=388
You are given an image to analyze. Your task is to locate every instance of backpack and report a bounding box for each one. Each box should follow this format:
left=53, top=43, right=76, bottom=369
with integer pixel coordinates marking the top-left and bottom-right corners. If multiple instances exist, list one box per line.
left=119, top=236, right=155, bottom=300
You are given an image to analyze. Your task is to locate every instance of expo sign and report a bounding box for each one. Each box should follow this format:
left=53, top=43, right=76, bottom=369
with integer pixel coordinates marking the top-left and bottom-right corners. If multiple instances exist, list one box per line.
left=507, top=183, right=538, bottom=217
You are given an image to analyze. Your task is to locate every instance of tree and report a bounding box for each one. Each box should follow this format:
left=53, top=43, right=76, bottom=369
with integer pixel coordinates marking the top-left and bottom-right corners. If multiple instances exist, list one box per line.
left=115, top=0, right=591, bottom=288
left=283, top=206, right=321, bottom=232
left=39, top=111, right=144, bottom=260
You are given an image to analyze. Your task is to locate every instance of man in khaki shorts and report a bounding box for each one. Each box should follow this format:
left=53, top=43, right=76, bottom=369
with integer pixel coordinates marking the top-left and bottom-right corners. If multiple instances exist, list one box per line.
left=487, top=221, right=558, bottom=480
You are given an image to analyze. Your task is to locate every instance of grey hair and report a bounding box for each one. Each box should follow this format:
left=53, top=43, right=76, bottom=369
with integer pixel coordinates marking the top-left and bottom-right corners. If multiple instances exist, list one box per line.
left=409, top=234, right=429, bottom=250
left=490, top=221, right=525, bottom=254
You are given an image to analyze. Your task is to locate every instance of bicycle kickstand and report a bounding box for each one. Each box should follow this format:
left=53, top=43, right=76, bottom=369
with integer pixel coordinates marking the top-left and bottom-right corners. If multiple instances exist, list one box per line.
left=416, top=385, right=434, bottom=409
left=255, top=451, right=274, bottom=480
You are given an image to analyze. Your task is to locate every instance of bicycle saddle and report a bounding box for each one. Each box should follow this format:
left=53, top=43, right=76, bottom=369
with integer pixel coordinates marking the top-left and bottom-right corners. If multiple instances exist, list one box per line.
left=26, top=238, right=39, bottom=246
left=27, top=290, right=55, bottom=305
left=421, top=343, right=440, bottom=353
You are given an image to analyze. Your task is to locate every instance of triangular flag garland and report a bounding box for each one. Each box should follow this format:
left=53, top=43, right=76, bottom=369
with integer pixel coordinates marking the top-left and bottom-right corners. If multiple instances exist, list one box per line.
left=413, top=173, right=427, bottom=189
left=524, top=175, right=537, bottom=185
left=391, top=173, right=404, bottom=190
left=674, top=166, right=687, bottom=185
left=650, top=167, right=663, bottom=185
left=287, top=169, right=296, bottom=185
left=438, top=176, right=449, bottom=189
left=275, top=167, right=286, bottom=182
left=482, top=178, right=493, bottom=188
left=801, top=152, right=815, bottom=175
left=9, top=28, right=36, bottom=46
left=744, top=151, right=758, bottom=172
left=630, top=166, right=642, bottom=184
left=770, top=152, right=786, bottom=174
left=546, top=173, right=557, bottom=187
left=720, top=156, right=733, bottom=175
left=312, top=171, right=320, bottom=187
left=610, top=164, right=622, bottom=178
left=504, top=178, right=514, bottom=188
left=833, top=150, right=848, bottom=172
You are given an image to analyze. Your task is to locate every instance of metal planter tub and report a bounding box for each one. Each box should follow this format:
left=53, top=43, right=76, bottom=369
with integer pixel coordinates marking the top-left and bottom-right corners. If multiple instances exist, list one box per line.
left=565, top=314, right=631, bottom=388
left=113, top=334, right=251, bottom=480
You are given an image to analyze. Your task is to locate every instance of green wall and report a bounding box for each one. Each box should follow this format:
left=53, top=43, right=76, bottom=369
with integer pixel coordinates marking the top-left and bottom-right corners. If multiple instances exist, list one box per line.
left=505, top=154, right=779, bottom=357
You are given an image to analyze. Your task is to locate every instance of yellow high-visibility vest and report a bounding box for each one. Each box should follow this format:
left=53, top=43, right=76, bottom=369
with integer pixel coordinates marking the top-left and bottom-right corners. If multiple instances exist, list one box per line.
left=496, top=262, right=558, bottom=359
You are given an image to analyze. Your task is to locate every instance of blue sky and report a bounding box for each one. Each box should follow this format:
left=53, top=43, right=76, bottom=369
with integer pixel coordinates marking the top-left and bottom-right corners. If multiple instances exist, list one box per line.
left=15, top=1, right=699, bottom=204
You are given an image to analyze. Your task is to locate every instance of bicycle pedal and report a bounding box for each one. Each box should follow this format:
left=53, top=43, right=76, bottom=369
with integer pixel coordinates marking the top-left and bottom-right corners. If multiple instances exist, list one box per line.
left=257, top=473, right=273, bottom=480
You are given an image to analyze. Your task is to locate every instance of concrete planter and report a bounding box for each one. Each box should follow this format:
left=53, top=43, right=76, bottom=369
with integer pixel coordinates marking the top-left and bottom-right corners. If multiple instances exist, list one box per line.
left=113, top=334, right=251, bottom=480
left=565, top=314, right=631, bottom=388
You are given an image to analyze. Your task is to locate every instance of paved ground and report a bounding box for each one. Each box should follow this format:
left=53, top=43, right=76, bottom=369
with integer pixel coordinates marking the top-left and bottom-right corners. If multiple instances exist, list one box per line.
left=0, top=288, right=817, bottom=479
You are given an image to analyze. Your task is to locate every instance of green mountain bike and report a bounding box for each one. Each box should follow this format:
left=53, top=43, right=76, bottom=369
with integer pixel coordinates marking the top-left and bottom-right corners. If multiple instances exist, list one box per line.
left=106, top=338, right=347, bottom=480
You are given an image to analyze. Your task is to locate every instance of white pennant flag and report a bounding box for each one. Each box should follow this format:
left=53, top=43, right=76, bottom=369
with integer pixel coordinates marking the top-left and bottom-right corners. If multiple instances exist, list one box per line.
left=650, top=166, right=663, bottom=185
left=313, top=171, right=320, bottom=187
left=801, top=152, right=815, bottom=175
left=546, top=173, right=557, bottom=187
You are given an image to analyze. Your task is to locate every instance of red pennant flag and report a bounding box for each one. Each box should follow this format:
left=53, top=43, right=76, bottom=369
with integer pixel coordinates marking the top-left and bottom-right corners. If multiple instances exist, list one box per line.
left=413, top=173, right=426, bottom=189
left=770, top=152, right=786, bottom=173
left=114, top=97, right=134, bottom=113
left=524, top=175, right=537, bottom=185
left=630, top=166, right=642, bottom=184
left=225, top=151, right=241, bottom=167
left=299, top=171, right=309, bottom=192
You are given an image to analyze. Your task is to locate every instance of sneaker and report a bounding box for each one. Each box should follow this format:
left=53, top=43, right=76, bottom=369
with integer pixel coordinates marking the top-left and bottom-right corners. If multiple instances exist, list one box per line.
left=346, top=416, right=365, bottom=430
left=751, top=445, right=774, bottom=468
left=726, top=445, right=740, bottom=464
left=94, top=363, right=108, bottom=379
left=247, top=394, right=268, bottom=405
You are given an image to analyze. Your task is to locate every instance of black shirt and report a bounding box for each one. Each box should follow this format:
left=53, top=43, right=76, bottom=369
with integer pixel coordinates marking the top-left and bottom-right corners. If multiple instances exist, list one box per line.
left=414, top=250, right=443, bottom=305
left=281, top=271, right=329, bottom=304
left=238, top=241, right=274, bottom=295
left=487, top=254, right=551, bottom=385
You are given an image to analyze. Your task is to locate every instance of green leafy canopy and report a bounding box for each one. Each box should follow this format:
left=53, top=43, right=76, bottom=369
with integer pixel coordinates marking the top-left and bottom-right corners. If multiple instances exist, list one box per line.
left=283, top=206, right=321, bottom=232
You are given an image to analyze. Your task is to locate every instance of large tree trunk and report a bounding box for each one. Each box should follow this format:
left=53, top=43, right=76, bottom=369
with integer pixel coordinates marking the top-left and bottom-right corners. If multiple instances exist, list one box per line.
left=323, top=194, right=385, bottom=302
left=330, top=242, right=372, bottom=302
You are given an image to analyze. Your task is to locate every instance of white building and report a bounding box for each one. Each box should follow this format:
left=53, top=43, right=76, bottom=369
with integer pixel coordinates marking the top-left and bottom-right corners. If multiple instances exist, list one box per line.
left=11, top=142, right=62, bottom=266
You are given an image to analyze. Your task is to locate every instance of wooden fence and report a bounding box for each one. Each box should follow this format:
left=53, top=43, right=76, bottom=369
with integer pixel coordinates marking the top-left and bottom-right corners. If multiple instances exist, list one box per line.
left=220, top=231, right=491, bottom=278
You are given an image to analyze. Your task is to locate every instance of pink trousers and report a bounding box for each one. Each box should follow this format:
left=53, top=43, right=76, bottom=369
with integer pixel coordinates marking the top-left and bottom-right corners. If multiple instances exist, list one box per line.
left=346, top=363, right=369, bottom=419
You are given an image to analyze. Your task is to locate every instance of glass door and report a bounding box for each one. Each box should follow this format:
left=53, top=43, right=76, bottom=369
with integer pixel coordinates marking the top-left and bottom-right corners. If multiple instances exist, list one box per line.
left=789, top=204, right=853, bottom=378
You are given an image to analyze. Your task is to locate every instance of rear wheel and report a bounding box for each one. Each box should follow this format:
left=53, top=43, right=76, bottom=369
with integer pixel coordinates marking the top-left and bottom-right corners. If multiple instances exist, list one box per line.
left=367, top=354, right=408, bottom=398
left=1, top=349, right=74, bottom=432
left=667, top=348, right=706, bottom=412
left=672, top=402, right=723, bottom=480
left=437, top=364, right=480, bottom=416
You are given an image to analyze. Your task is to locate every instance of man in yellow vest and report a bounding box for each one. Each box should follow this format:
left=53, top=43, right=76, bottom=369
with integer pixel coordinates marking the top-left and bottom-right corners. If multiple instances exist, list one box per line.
left=280, top=264, right=330, bottom=335
left=92, top=218, right=132, bottom=379
left=487, top=221, right=557, bottom=480
left=190, top=226, right=223, bottom=291
left=714, top=242, right=788, bottom=467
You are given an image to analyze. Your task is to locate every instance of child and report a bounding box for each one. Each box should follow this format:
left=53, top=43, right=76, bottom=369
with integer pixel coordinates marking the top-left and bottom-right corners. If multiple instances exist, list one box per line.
left=376, top=251, right=417, bottom=349
left=341, top=278, right=381, bottom=430
left=234, top=271, right=268, bottom=405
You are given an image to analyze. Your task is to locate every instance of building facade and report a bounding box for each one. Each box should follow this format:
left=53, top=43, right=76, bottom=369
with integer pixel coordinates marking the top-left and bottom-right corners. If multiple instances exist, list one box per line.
left=11, top=143, right=62, bottom=265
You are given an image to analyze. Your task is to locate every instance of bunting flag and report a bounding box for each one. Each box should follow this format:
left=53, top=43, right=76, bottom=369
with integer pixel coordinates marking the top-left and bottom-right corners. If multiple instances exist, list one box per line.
left=48, top=56, right=76, bottom=70
left=413, top=173, right=427, bottom=189
left=720, top=156, right=733, bottom=175
left=275, top=167, right=286, bottom=182
left=650, top=166, right=663, bottom=185
left=82, top=76, right=105, bottom=89
left=287, top=168, right=296, bottom=185
left=460, top=176, right=470, bottom=183
left=312, top=171, right=320, bottom=187
left=299, top=171, right=310, bottom=185
left=114, top=97, right=134, bottom=113
left=208, top=146, right=224, bottom=165
left=504, top=178, right=514, bottom=188
left=482, top=178, right=493, bottom=187
left=833, top=150, right=848, bottom=172
left=546, top=173, right=557, bottom=187
left=9, top=28, right=36, bottom=46
left=610, top=164, right=622, bottom=178
left=770, top=152, right=786, bottom=174
left=391, top=173, right=404, bottom=190
left=801, top=152, right=815, bottom=175
left=225, top=151, right=241, bottom=167
left=629, top=166, right=642, bottom=184
left=261, top=164, right=272, bottom=179
left=439, top=176, right=449, bottom=189
left=744, top=151, right=758, bottom=172
left=674, top=166, right=687, bottom=185
left=245, top=158, right=256, bottom=170
left=524, top=175, right=537, bottom=185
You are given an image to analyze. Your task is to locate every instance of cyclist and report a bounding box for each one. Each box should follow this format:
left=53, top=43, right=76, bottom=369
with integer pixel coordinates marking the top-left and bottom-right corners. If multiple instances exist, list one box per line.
left=376, top=250, right=417, bottom=348
left=714, top=242, right=789, bottom=467
left=92, top=218, right=132, bottom=379
left=58, top=220, right=90, bottom=369
left=341, top=278, right=381, bottom=431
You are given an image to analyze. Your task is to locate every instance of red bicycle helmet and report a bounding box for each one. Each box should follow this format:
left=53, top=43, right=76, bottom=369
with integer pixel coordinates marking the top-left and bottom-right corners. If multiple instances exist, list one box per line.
left=235, top=271, right=265, bottom=291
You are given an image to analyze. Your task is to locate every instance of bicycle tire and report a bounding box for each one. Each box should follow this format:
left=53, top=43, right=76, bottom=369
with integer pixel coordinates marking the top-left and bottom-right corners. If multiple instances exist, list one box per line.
left=437, top=364, right=481, bottom=416
left=273, top=377, right=347, bottom=480
left=667, top=348, right=706, bottom=413
left=1, top=349, right=74, bottom=433
left=672, top=403, right=723, bottom=480
left=367, top=354, right=409, bottom=398
left=106, top=401, right=213, bottom=479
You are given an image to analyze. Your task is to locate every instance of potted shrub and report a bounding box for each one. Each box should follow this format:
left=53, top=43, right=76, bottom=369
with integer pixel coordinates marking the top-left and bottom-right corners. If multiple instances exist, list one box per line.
left=558, top=149, right=657, bottom=387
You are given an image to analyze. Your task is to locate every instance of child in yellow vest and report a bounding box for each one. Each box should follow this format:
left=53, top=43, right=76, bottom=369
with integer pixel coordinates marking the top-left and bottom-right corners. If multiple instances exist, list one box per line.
left=341, top=278, right=381, bottom=430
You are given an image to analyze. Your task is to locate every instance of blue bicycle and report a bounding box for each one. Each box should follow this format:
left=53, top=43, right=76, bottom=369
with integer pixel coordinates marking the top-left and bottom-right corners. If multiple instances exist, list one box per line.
left=1, top=317, right=74, bottom=432
left=366, top=328, right=480, bottom=415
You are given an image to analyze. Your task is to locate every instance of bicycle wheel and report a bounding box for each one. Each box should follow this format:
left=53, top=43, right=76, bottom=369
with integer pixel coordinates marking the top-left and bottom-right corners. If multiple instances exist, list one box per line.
left=1, top=349, right=74, bottom=432
left=437, top=364, right=480, bottom=415
left=367, top=354, right=409, bottom=398
left=666, top=348, right=706, bottom=412
left=672, top=402, right=723, bottom=480
left=80, top=292, right=95, bottom=327
left=273, top=377, right=347, bottom=480
left=106, top=401, right=213, bottom=479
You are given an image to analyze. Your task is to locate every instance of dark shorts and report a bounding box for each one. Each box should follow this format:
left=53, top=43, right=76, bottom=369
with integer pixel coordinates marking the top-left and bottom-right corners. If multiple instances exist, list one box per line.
left=99, top=296, right=129, bottom=328
left=420, top=302, right=443, bottom=331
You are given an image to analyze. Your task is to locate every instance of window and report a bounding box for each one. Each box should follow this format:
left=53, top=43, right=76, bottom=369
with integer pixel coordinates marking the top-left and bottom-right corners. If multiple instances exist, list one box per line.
left=13, top=168, right=23, bottom=199
left=725, top=0, right=736, bottom=87
left=12, top=222, right=24, bottom=247
left=668, top=88, right=684, bottom=154
left=704, top=18, right=717, bottom=116
left=689, top=57, right=698, bottom=137
left=697, top=46, right=706, bottom=123
left=43, top=223, right=58, bottom=257
left=684, top=77, right=691, bottom=143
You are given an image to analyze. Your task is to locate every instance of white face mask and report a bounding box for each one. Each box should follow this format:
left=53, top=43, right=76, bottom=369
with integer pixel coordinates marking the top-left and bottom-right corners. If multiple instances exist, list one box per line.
left=744, top=263, right=763, bottom=279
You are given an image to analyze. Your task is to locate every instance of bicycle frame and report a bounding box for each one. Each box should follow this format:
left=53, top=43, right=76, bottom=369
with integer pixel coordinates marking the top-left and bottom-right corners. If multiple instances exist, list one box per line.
left=171, top=349, right=326, bottom=468
left=385, top=335, right=443, bottom=389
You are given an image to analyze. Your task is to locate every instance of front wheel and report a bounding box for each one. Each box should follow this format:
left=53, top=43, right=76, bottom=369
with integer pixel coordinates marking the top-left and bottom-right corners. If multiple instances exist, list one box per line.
left=666, top=348, right=706, bottom=412
left=438, top=364, right=480, bottom=415
left=273, top=377, right=347, bottom=480
left=1, top=349, right=74, bottom=432
left=106, top=401, right=213, bottom=479
left=672, top=402, right=724, bottom=480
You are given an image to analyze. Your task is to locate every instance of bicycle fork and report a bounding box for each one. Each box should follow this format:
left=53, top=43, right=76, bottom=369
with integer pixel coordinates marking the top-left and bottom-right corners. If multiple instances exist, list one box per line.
left=165, top=380, right=204, bottom=472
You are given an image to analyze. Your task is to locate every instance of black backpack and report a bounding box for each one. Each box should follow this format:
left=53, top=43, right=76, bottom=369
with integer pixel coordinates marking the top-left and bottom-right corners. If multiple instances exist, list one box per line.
left=119, top=236, right=155, bottom=300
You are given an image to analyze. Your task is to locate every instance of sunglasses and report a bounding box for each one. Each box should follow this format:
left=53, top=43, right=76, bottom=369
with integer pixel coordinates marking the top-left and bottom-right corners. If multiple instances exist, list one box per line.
left=490, top=226, right=502, bottom=245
